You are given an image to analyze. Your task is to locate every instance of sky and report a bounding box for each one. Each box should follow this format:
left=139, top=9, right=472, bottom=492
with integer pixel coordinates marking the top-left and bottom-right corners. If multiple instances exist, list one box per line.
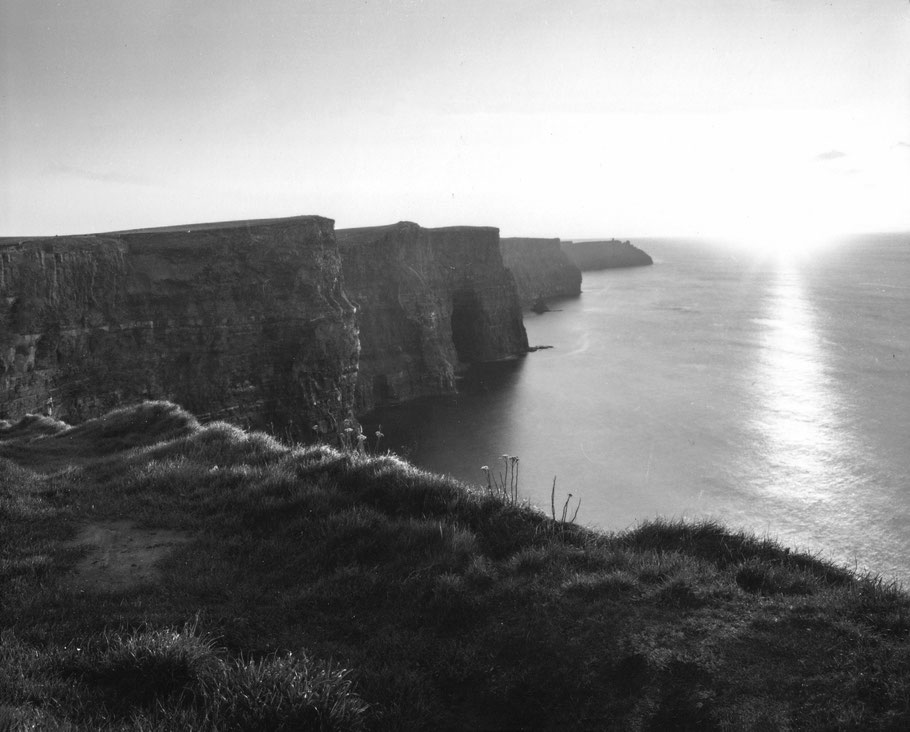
left=2, top=0, right=909, bottom=241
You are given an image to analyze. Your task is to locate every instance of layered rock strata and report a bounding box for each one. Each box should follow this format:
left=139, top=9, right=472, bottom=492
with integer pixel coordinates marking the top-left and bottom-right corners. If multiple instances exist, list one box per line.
left=0, top=216, right=359, bottom=434
left=500, top=237, right=582, bottom=309
left=338, top=222, right=528, bottom=413
left=561, top=239, right=653, bottom=270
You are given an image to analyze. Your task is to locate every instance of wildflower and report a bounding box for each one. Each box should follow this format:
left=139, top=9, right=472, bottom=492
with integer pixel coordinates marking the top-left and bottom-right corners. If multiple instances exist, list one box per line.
left=481, top=465, right=493, bottom=494
left=370, top=425, right=385, bottom=453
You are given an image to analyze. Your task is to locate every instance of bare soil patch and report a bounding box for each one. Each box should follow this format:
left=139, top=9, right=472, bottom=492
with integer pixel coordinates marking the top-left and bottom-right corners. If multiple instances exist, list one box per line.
left=63, top=521, right=192, bottom=592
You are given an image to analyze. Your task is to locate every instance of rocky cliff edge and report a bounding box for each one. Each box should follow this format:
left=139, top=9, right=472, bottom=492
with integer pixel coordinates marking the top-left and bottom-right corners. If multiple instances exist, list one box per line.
left=338, top=222, right=529, bottom=413
left=0, top=216, right=359, bottom=434
left=500, top=237, right=582, bottom=309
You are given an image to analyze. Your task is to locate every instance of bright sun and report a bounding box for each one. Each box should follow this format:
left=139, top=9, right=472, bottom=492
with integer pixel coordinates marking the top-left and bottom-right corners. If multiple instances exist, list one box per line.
left=724, top=201, right=846, bottom=265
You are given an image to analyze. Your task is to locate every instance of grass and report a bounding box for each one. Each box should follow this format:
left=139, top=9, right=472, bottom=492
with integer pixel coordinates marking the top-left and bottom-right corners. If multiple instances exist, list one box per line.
left=2, top=401, right=910, bottom=729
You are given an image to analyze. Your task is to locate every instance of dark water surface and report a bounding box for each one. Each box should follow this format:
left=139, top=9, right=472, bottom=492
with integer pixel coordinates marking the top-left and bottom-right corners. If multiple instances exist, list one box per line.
left=363, top=234, right=910, bottom=583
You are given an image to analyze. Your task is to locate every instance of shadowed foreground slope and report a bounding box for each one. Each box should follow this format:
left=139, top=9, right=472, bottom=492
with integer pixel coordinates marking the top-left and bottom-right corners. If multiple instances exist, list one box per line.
left=2, top=402, right=910, bottom=730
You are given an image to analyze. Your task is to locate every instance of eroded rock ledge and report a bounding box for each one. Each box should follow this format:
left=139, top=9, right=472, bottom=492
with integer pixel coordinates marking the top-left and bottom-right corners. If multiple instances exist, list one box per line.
left=338, top=222, right=529, bottom=413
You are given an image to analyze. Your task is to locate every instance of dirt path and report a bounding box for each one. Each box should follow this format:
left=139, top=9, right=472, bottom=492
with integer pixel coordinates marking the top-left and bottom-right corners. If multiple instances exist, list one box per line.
left=63, top=521, right=192, bottom=592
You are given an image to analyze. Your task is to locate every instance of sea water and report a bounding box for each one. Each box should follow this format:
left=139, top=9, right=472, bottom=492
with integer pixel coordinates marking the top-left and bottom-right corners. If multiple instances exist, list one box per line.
left=362, top=233, right=910, bottom=583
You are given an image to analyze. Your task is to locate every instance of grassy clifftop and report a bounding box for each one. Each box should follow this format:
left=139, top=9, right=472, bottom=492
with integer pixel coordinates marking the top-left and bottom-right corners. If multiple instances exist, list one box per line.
left=2, top=402, right=909, bottom=730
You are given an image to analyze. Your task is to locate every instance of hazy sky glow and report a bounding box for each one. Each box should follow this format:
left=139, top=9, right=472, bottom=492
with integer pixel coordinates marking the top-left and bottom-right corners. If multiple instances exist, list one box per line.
left=2, top=0, right=909, bottom=241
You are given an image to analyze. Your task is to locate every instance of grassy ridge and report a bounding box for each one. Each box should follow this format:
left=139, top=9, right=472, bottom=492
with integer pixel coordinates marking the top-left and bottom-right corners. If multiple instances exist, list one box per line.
left=2, top=402, right=910, bottom=730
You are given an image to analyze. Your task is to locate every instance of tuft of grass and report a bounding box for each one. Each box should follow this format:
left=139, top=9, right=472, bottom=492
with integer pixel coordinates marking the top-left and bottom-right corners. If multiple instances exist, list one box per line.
left=64, top=623, right=220, bottom=717
left=199, top=652, right=368, bottom=732
left=621, top=518, right=854, bottom=583
left=0, top=401, right=199, bottom=474
left=0, top=413, right=68, bottom=439
left=8, top=623, right=368, bottom=731
left=735, top=558, right=817, bottom=596
left=562, top=570, right=640, bottom=599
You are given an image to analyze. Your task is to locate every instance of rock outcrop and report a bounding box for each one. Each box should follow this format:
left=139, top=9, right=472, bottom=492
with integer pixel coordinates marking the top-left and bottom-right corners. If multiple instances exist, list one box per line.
left=0, top=216, right=359, bottom=434
left=338, top=222, right=528, bottom=412
left=561, top=239, right=653, bottom=270
left=500, top=237, right=582, bottom=309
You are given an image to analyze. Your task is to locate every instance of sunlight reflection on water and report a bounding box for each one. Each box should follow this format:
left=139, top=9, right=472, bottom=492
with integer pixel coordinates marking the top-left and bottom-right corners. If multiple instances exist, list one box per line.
left=752, top=264, right=847, bottom=502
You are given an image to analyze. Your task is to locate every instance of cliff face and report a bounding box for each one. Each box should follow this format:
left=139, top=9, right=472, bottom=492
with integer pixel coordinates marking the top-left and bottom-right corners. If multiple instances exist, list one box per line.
left=500, top=237, right=582, bottom=308
left=338, top=222, right=528, bottom=412
left=561, top=239, right=653, bottom=270
left=0, top=216, right=359, bottom=434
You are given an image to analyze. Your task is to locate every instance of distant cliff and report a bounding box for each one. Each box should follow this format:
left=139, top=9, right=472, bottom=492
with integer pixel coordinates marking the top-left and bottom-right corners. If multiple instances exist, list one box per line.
left=561, top=239, right=653, bottom=270
left=338, top=222, right=528, bottom=412
left=0, top=216, right=359, bottom=433
left=500, top=237, right=582, bottom=309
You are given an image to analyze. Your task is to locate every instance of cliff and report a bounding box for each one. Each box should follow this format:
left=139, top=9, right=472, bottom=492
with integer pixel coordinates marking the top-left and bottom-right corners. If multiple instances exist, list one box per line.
left=500, top=237, right=582, bottom=309
left=338, top=222, right=528, bottom=412
left=0, top=216, right=359, bottom=434
left=561, top=238, right=653, bottom=270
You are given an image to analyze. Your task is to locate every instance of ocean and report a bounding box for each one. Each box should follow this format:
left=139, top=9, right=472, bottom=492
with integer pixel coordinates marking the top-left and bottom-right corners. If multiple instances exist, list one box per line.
left=362, top=233, right=910, bottom=584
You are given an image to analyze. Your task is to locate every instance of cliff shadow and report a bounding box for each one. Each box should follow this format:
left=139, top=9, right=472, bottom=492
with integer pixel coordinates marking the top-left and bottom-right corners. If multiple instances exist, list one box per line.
left=359, top=357, right=528, bottom=473
left=450, top=288, right=485, bottom=363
